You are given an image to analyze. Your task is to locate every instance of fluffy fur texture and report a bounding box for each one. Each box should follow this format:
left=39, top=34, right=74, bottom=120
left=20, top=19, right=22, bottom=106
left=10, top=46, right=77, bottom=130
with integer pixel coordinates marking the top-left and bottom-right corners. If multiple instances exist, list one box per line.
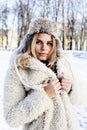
left=17, top=17, right=62, bottom=54
left=4, top=17, right=81, bottom=130
left=28, top=17, right=58, bottom=39
left=4, top=53, right=81, bottom=130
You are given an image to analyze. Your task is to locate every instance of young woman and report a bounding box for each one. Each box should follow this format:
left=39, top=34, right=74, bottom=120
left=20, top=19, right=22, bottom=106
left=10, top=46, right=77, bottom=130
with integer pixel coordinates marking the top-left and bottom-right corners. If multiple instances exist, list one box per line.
left=4, top=18, right=80, bottom=130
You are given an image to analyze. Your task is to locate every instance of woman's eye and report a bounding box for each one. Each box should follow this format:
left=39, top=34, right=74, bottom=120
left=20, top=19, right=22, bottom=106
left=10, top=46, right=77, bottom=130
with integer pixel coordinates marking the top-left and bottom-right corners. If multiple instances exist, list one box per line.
left=47, top=42, right=53, bottom=46
left=36, top=41, right=41, bottom=44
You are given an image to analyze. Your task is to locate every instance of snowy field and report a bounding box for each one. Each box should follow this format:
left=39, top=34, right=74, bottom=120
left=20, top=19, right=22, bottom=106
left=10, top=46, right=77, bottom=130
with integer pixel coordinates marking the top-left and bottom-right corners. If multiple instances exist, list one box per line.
left=0, top=49, right=87, bottom=130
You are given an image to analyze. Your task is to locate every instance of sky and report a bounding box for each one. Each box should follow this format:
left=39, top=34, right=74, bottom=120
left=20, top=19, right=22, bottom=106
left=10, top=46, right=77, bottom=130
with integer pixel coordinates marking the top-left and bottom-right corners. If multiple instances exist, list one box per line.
left=0, top=0, right=15, bottom=7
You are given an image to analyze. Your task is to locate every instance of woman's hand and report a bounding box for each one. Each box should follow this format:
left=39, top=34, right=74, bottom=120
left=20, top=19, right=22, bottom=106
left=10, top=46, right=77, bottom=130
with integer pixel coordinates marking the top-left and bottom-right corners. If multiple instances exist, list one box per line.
left=60, top=75, right=72, bottom=94
left=43, top=78, right=62, bottom=98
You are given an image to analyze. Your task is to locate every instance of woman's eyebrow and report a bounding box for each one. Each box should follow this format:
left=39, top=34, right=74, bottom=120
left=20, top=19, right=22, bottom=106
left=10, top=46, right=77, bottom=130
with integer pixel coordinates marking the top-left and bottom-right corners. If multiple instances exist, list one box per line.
left=36, top=39, right=52, bottom=42
left=36, top=39, right=42, bottom=41
left=47, top=40, right=53, bottom=42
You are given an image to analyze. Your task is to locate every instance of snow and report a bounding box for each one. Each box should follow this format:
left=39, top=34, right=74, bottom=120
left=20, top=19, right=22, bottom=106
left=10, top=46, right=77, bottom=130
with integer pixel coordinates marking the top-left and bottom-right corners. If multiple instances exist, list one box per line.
left=0, top=50, right=22, bottom=130
left=0, top=49, right=87, bottom=130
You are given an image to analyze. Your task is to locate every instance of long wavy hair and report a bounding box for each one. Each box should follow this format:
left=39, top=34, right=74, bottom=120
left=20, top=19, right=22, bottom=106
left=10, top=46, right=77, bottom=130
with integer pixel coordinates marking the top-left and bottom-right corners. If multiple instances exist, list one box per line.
left=18, top=33, right=60, bottom=69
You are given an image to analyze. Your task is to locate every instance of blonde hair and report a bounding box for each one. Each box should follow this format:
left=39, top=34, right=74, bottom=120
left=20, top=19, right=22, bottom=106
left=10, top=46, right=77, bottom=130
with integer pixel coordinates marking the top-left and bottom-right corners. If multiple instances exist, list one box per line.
left=19, top=33, right=59, bottom=69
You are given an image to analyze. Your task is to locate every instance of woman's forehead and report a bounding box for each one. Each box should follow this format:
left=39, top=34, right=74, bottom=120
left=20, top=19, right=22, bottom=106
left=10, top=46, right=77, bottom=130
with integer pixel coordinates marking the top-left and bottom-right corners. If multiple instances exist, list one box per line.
left=36, top=33, right=52, bottom=41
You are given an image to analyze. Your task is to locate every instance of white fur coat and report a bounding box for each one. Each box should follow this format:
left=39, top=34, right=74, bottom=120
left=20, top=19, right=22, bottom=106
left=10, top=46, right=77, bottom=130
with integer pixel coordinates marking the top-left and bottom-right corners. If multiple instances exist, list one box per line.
left=4, top=53, right=81, bottom=130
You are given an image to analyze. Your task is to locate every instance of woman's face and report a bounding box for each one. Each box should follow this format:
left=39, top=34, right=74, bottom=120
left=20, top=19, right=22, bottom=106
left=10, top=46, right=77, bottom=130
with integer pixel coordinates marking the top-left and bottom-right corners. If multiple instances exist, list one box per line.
left=35, top=33, right=53, bottom=61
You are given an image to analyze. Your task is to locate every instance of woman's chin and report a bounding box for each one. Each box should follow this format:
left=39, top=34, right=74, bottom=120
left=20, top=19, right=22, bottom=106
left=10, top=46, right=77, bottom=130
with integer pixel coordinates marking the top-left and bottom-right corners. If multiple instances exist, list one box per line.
left=38, top=57, right=47, bottom=61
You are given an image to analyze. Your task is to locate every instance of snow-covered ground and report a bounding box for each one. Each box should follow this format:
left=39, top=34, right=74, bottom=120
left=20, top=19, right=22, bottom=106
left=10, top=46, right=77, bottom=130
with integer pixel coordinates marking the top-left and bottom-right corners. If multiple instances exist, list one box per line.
left=0, top=50, right=22, bottom=130
left=0, top=49, right=87, bottom=130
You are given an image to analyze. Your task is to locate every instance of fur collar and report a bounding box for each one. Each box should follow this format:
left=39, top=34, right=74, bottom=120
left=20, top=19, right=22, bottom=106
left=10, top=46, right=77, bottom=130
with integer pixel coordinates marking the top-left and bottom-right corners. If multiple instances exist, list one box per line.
left=14, top=55, right=57, bottom=90
left=14, top=54, right=73, bottom=91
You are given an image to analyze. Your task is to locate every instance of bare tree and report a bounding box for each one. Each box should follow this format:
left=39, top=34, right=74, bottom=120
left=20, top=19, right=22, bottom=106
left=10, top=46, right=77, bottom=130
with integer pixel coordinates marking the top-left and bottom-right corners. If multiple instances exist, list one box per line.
left=0, top=2, right=9, bottom=48
left=14, top=0, right=32, bottom=46
left=0, top=0, right=87, bottom=50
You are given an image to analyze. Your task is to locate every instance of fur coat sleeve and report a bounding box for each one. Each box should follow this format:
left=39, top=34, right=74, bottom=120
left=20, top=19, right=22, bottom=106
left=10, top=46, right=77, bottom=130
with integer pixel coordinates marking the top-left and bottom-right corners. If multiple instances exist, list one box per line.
left=3, top=67, right=53, bottom=127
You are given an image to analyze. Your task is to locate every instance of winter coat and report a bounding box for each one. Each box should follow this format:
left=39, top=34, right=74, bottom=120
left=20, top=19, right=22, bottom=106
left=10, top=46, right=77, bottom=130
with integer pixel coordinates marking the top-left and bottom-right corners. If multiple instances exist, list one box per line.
left=3, top=52, right=81, bottom=130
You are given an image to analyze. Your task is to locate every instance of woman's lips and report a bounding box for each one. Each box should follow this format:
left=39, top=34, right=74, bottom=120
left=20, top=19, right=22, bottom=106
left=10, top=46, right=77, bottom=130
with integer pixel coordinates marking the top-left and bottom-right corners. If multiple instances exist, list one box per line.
left=39, top=53, right=48, bottom=57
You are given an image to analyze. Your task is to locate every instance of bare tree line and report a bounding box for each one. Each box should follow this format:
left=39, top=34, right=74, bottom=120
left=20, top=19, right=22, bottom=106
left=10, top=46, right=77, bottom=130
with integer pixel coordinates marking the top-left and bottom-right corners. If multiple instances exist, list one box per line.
left=0, top=0, right=87, bottom=50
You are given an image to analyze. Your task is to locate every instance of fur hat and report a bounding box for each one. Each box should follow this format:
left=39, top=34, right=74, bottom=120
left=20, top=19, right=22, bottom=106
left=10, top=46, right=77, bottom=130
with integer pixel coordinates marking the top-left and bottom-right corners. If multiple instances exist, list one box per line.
left=17, top=17, right=62, bottom=53
left=28, top=17, right=58, bottom=40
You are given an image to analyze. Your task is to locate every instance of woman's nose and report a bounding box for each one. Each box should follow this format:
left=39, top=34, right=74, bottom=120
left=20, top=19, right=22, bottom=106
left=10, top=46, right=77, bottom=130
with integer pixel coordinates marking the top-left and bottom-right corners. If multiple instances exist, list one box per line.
left=41, top=43, right=47, bottom=50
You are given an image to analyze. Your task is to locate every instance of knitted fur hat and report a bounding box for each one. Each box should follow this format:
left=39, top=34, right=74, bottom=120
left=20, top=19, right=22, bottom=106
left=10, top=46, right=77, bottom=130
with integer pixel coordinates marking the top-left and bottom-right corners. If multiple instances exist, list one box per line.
left=17, top=17, right=62, bottom=53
